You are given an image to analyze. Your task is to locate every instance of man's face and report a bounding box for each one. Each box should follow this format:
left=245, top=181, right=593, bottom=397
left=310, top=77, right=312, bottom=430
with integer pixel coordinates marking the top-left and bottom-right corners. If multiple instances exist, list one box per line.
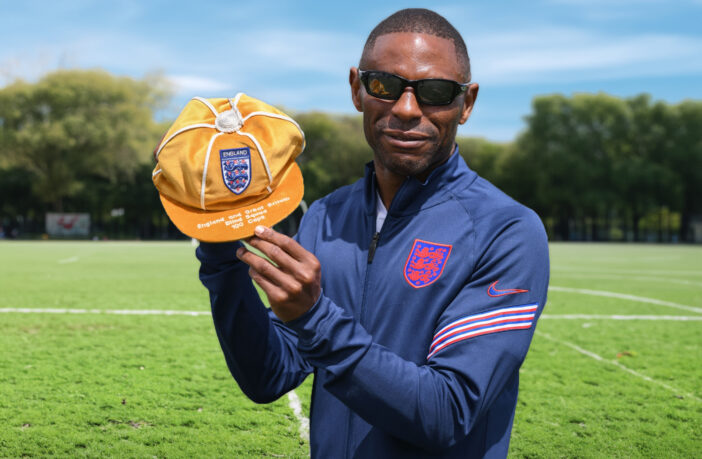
left=350, top=32, right=478, bottom=181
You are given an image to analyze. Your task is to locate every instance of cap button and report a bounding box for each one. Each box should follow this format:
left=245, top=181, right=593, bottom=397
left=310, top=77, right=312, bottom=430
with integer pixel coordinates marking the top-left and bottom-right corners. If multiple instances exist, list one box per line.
left=215, top=109, right=243, bottom=133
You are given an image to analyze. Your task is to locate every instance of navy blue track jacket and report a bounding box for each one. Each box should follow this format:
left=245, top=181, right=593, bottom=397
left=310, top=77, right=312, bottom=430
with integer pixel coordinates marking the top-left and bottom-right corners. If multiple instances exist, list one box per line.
left=197, top=149, right=550, bottom=458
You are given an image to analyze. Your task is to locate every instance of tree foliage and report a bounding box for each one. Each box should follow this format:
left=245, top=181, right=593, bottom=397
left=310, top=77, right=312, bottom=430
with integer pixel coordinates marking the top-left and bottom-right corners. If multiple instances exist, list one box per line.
left=0, top=70, right=168, bottom=211
left=503, top=93, right=699, bottom=241
left=455, top=137, right=509, bottom=185
left=1, top=69, right=700, bottom=242
left=294, top=112, right=373, bottom=203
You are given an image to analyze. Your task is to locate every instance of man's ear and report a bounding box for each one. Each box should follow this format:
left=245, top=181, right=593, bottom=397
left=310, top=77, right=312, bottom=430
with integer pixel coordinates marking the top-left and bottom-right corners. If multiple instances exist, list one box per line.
left=459, top=83, right=479, bottom=125
left=349, top=67, right=363, bottom=112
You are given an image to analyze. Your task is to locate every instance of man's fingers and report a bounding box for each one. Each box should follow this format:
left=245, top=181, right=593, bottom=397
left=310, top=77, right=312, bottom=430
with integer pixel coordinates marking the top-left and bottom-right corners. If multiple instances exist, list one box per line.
left=237, top=231, right=322, bottom=322
left=248, top=229, right=321, bottom=288
left=246, top=267, right=288, bottom=305
left=237, top=246, right=300, bottom=292
left=253, top=226, right=311, bottom=262
left=246, top=235, right=298, bottom=272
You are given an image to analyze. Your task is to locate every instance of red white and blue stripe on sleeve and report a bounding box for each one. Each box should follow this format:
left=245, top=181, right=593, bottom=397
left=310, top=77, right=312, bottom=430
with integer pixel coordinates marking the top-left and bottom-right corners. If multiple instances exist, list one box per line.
left=427, top=303, right=538, bottom=359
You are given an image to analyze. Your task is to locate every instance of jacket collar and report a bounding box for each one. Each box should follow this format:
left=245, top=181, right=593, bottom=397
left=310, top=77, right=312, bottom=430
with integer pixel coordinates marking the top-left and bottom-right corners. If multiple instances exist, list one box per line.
left=363, top=145, right=478, bottom=217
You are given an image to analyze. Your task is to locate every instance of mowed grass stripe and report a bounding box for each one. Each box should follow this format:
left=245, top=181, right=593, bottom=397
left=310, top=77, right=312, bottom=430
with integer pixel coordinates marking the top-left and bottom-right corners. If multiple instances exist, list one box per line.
left=1, top=241, right=701, bottom=457
left=549, top=286, right=702, bottom=314
left=552, top=265, right=702, bottom=277
left=549, top=243, right=702, bottom=308
left=549, top=242, right=702, bottom=274
left=553, top=272, right=702, bottom=288
left=0, top=241, right=309, bottom=457
left=4, top=308, right=702, bottom=322
left=0, top=241, right=206, bottom=311
left=0, top=313, right=311, bottom=457
left=541, top=314, right=702, bottom=321
left=514, top=324, right=702, bottom=458
left=534, top=316, right=702, bottom=398
left=0, top=307, right=212, bottom=316
left=536, top=331, right=702, bottom=403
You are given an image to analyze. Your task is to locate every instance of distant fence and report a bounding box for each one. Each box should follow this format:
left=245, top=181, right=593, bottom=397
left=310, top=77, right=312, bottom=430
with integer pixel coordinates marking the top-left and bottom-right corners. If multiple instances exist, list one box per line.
left=542, top=213, right=702, bottom=243
left=0, top=207, right=305, bottom=241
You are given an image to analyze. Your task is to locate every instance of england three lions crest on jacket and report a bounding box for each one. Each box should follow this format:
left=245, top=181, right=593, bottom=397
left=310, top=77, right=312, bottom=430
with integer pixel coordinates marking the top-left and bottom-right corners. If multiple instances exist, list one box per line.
left=404, top=239, right=452, bottom=288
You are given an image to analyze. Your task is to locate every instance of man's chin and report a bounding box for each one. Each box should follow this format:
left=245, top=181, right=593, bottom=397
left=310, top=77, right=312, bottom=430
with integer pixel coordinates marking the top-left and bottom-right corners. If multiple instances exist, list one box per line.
left=381, top=155, right=432, bottom=178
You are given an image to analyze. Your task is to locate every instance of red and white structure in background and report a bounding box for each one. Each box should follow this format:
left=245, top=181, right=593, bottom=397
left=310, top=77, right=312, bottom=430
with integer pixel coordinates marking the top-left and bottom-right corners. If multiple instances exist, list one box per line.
left=46, top=213, right=90, bottom=237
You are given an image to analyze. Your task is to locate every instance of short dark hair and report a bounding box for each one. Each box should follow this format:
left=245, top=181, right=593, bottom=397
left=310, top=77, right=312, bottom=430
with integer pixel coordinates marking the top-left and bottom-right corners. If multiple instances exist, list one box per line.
left=360, top=8, right=471, bottom=81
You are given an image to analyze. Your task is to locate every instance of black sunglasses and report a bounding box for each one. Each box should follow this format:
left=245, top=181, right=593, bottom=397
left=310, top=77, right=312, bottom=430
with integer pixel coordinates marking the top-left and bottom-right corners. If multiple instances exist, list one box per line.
left=358, top=70, right=469, bottom=106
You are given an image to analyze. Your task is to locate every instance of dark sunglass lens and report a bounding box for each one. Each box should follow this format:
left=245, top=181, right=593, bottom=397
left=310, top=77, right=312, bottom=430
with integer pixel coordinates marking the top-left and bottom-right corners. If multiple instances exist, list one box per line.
left=417, top=80, right=455, bottom=105
left=367, top=73, right=402, bottom=99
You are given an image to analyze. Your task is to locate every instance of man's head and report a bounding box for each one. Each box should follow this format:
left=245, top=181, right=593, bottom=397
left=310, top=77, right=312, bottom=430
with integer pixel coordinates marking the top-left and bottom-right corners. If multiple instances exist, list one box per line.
left=360, top=8, right=471, bottom=82
left=350, top=8, right=478, bottom=181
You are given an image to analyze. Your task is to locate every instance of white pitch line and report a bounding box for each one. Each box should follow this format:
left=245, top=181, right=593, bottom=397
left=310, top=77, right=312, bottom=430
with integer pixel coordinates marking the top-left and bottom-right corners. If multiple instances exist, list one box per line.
left=287, top=390, right=310, bottom=442
left=58, top=256, right=79, bottom=264
left=541, top=314, right=702, bottom=321
left=5, top=308, right=700, bottom=322
left=551, top=266, right=702, bottom=277
left=0, top=307, right=211, bottom=316
left=554, top=273, right=702, bottom=288
left=536, top=331, right=701, bottom=403
left=549, top=286, right=702, bottom=314
left=3, top=306, right=697, bottom=430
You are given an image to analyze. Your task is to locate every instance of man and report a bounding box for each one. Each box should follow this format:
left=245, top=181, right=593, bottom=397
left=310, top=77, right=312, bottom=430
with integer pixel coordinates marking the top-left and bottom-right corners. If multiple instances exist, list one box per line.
left=197, top=8, right=549, bottom=458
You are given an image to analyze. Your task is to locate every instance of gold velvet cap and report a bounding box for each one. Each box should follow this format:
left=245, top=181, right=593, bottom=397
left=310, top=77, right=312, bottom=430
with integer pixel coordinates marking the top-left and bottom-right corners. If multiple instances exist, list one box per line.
left=152, top=93, right=305, bottom=242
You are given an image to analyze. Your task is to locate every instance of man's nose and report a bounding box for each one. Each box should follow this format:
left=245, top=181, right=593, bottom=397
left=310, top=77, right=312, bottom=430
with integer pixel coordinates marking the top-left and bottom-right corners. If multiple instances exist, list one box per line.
left=390, top=88, right=422, bottom=121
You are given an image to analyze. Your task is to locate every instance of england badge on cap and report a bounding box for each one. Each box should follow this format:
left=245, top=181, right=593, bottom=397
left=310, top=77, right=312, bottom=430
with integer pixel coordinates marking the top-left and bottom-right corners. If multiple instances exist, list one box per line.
left=220, top=147, right=251, bottom=195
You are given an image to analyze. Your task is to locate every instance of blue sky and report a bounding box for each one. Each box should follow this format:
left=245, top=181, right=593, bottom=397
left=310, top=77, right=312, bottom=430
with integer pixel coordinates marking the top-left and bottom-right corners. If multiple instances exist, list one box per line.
left=1, top=0, right=701, bottom=141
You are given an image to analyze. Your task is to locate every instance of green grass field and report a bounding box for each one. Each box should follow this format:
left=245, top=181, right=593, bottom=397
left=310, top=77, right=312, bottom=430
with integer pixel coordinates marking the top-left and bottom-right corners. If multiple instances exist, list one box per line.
left=1, top=241, right=700, bottom=457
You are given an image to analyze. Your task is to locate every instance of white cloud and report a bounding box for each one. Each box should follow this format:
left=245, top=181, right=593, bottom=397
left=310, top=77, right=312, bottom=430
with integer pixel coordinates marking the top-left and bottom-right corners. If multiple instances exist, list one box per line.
left=0, top=53, right=54, bottom=86
left=468, top=27, right=702, bottom=85
left=246, top=29, right=361, bottom=74
left=166, top=75, right=233, bottom=93
left=0, top=25, right=362, bottom=103
left=202, top=28, right=363, bottom=80
left=547, top=0, right=665, bottom=4
left=0, top=31, right=175, bottom=87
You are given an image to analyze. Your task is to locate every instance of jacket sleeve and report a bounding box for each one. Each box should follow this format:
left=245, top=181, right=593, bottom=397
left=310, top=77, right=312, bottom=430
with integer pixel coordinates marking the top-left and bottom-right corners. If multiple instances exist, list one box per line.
left=197, top=240, right=313, bottom=404
left=284, top=208, right=549, bottom=451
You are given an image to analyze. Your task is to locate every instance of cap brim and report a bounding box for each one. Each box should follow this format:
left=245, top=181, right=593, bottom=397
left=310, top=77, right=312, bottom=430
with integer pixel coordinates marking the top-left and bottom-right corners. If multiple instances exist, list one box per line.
left=159, top=162, right=304, bottom=242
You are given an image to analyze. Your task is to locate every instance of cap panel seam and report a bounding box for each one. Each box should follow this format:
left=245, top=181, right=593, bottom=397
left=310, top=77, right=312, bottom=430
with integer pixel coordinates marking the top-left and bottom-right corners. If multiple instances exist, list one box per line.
left=155, top=123, right=215, bottom=159
left=230, top=93, right=244, bottom=112
left=200, top=132, right=224, bottom=210
left=230, top=94, right=274, bottom=193
left=229, top=94, right=244, bottom=122
left=235, top=130, right=273, bottom=192
left=242, top=111, right=306, bottom=152
left=192, top=96, right=219, bottom=117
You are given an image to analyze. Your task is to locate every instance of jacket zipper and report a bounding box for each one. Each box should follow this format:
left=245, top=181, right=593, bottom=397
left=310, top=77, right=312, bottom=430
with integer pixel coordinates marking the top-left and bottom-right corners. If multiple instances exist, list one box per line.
left=347, top=182, right=400, bottom=455
left=367, top=232, right=380, bottom=264
left=344, top=232, right=382, bottom=455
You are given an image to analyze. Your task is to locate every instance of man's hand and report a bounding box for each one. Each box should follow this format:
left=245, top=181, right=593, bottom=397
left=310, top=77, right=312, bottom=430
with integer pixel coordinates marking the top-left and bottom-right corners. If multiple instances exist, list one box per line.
left=237, top=225, right=321, bottom=322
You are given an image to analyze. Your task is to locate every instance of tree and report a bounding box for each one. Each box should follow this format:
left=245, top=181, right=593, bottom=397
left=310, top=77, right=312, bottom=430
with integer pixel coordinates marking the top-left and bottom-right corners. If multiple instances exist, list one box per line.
left=295, top=112, right=373, bottom=203
left=0, top=70, right=168, bottom=211
left=0, top=166, right=36, bottom=218
left=455, top=137, right=508, bottom=186
left=668, top=100, right=702, bottom=242
left=618, top=95, right=681, bottom=240
left=506, top=92, right=689, bottom=241
left=504, top=94, right=611, bottom=240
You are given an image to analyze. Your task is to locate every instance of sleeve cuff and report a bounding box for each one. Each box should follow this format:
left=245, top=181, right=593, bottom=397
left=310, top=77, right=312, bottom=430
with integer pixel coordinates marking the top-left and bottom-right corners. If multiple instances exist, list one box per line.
left=196, top=240, right=243, bottom=262
left=284, top=292, right=331, bottom=346
left=283, top=293, right=372, bottom=377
